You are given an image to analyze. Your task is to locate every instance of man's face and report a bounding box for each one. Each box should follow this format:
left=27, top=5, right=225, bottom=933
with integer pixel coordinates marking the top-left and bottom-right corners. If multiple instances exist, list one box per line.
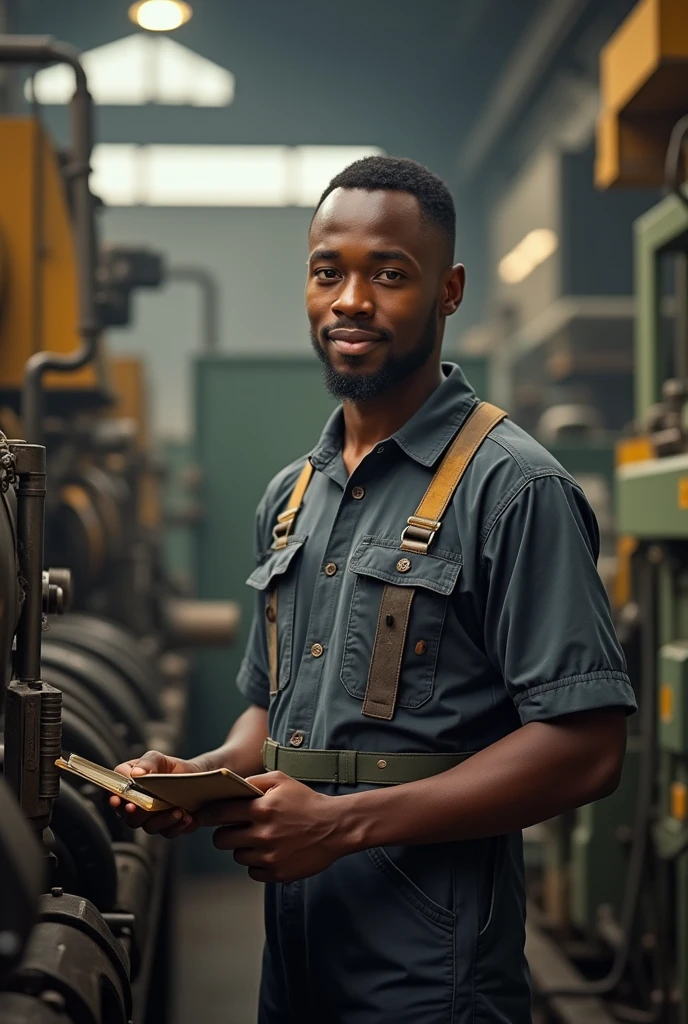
left=306, top=188, right=462, bottom=402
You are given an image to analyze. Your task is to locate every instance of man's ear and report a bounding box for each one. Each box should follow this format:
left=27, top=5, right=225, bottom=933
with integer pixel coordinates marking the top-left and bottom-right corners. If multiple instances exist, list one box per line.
left=440, top=264, right=465, bottom=317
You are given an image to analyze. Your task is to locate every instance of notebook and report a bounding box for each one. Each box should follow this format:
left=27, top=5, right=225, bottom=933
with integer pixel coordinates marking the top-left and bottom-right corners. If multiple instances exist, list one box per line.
left=55, top=753, right=263, bottom=813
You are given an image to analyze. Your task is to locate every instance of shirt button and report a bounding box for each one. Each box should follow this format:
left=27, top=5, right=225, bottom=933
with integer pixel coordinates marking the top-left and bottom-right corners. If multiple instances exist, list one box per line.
left=397, top=558, right=412, bottom=573
left=376, top=446, right=385, bottom=454
left=311, top=642, right=324, bottom=658
left=324, top=562, right=338, bottom=577
left=415, top=640, right=427, bottom=655
left=265, top=604, right=277, bottom=623
left=351, top=485, right=365, bottom=500
left=289, top=730, right=305, bottom=747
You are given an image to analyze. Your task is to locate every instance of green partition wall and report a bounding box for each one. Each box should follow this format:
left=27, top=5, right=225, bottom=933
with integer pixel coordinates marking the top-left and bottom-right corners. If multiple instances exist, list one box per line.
left=189, top=357, right=335, bottom=871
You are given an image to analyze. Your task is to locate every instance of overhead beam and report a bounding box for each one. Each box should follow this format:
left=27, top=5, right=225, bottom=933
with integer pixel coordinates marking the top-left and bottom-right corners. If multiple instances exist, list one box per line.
left=457, top=0, right=593, bottom=181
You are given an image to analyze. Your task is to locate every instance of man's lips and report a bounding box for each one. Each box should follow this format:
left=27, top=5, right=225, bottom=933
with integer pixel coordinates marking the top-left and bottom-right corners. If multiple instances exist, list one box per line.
left=326, top=328, right=384, bottom=356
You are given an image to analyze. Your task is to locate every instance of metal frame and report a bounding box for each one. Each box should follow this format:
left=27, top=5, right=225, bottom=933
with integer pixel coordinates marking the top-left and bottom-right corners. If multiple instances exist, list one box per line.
left=634, top=192, right=688, bottom=420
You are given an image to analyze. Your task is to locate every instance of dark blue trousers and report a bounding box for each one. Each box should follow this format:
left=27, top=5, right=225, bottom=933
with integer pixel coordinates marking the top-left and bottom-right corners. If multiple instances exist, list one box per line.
left=259, top=836, right=531, bottom=1023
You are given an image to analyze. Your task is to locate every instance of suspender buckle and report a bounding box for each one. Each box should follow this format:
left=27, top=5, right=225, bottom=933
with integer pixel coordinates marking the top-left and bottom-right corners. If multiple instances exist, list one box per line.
left=272, top=509, right=298, bottom=549
left=400, top=515, right=441, bottom=554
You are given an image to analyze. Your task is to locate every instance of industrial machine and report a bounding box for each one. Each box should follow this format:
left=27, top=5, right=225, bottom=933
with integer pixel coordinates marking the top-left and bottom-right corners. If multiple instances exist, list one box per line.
left=0, top=34, right=238, bottom=1024
left=526, top=2, right=688, bottom=1022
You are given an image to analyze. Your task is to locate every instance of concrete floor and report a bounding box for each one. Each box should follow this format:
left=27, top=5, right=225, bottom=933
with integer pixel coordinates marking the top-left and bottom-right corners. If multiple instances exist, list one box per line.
left=173, top=874, right=265, bottom=1024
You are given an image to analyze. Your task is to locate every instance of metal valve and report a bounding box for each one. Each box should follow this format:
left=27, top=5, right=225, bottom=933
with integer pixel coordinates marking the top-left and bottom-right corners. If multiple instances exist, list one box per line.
left=42, top=568, right=72, bottom=616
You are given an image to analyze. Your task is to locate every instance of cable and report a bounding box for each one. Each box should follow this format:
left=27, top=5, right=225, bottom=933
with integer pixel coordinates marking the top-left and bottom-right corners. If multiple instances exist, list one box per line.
left=665, top=115, right=688, bottom=213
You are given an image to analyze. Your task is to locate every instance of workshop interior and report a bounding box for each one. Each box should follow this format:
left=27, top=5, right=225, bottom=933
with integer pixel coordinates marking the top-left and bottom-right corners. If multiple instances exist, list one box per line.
left=0, top=0, right=687, bottom=1020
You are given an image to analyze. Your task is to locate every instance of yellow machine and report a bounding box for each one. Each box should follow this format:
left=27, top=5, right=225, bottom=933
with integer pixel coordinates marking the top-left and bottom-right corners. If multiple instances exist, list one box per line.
left=596, top=0, right=688, bottom=189
left=0, top=117, right=109, bottom=402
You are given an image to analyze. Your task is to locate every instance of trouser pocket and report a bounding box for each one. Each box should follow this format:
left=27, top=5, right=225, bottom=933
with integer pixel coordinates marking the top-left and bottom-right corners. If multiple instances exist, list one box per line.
left=265, top=849, right=456, bottom=1024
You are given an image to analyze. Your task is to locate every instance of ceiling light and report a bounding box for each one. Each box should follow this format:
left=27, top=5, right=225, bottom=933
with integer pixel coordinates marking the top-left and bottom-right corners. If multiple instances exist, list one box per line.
left=129, top=1, right=192, bottom=32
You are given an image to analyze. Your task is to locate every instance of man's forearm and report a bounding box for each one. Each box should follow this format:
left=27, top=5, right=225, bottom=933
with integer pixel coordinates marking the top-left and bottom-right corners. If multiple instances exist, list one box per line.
left=194, top=704, right=268, bottom=777
left=337, top=709, right=627, bottom=854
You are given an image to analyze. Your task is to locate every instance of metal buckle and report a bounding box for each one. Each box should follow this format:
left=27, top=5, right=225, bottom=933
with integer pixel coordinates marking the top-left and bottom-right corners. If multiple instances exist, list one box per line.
left=273, top=507, right=301, bottom=549
left=399, top=515, right=441, bottom=554
left=276, top=507, right=299, bottom=523
left=271, top=518, right=293, bottom=549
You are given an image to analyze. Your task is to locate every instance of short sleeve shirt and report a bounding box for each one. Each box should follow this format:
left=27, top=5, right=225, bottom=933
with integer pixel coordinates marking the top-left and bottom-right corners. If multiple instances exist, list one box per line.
left=237, top=363, right=636, bottom=757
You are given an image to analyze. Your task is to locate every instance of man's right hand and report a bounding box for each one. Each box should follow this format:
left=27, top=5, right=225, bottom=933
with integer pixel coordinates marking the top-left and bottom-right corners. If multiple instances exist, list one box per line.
left=110, top=749, right=206, bottom=838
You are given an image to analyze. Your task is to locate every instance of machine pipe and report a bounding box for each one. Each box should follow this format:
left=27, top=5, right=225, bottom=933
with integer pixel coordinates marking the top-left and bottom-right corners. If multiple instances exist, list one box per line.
left=11, top=443, right=46, bottom=684
left=168, top=265, right=220, bottom=353
left=4, top=443, right=63, bottom=838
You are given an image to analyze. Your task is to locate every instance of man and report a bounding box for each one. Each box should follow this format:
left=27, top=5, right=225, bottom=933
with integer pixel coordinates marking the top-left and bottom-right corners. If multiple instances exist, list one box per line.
left=113, top=157, right=636, bottom=1023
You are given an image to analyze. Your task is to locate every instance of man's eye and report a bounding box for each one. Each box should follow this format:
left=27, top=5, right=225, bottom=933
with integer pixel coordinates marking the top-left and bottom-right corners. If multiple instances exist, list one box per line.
left=314, top=268, right=340, bottom=280
left=377, top=270, right=404, bottom=282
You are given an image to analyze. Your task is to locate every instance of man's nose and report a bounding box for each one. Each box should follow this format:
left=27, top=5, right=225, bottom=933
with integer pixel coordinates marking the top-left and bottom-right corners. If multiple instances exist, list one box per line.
left=332, top=276, right=374, bottom=319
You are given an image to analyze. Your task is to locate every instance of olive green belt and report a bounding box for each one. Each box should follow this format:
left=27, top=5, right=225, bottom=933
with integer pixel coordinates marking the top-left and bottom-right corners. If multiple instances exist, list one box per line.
left=263, top=738, right=474, bottom=786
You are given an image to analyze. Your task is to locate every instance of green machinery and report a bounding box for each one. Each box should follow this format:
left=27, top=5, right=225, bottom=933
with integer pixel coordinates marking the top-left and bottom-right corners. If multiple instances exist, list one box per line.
left=521, top=0, right=688, bottom=1016
left=528, top=181, right=688, bottom=1024
left=614, top=187, right=688, bottom=1022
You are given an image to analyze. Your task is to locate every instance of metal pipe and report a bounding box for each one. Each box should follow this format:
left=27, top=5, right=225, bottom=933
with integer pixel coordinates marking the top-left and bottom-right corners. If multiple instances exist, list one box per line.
left=164, top=598, right=240, bottom=648
left=167, top=265, right=220, bottom=353
left=11, top=442, right=46, bottom=684
left=665, top=115, right=688, bottom=214
left=675, top=252, right=688, bottom=384
left=456, top=0, right=592, bottom=181
left=4, top=442, right=62, bottom=841
left=0, top=36, right=99, bottom=445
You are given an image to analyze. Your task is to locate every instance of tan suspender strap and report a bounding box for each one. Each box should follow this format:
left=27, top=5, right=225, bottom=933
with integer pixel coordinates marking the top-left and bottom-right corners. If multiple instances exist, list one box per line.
left=362, top=400, right=507, bottom=720
left=266, top=589, right=279, bottom=696
left=272, top=460, right=314, bottom=549
left=400, top=401, right=507, bottom=555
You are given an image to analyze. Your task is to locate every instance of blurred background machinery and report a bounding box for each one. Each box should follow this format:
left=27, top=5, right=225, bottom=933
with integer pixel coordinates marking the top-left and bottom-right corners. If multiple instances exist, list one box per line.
left=0, top=35, right=239, bottom=1024
left=516, top=2, right=688, bottom=1022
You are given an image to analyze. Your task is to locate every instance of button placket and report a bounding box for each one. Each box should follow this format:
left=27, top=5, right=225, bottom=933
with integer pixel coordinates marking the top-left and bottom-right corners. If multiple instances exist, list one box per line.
left=280, top=478, right=361, bottom=748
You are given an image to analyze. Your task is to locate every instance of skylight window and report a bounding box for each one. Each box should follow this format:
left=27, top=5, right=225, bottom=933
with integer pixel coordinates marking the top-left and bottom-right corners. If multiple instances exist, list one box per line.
left=90, top=145, right=384, bottom=208
left=27, top=34, right=234, bottom=107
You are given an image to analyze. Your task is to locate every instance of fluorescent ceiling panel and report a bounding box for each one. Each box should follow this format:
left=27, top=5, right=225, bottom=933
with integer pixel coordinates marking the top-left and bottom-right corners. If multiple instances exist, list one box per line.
left=145, top=146, right=289, bottom=206
left=90, top=144, right=140, bottom=205
left=89, top=145, right=385, bottom=207
left=294, top=146, right=384, bottom=206
left=27, top=33, right=234, bottom=107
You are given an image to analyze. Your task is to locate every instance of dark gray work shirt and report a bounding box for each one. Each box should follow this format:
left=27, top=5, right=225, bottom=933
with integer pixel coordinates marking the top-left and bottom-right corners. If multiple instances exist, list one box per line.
left=237, top=362, right=636, bottom=758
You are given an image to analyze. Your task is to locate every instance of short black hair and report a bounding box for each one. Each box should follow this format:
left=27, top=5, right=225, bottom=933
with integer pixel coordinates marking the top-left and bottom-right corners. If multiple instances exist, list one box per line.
left=314, top=155, right=456, bottom=260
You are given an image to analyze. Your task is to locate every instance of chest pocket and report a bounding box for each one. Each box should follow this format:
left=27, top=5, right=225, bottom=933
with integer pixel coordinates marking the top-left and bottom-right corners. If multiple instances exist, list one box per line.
left=341, top=536, right=462, bottom=714
left=246, top=535, right=307, bottom=695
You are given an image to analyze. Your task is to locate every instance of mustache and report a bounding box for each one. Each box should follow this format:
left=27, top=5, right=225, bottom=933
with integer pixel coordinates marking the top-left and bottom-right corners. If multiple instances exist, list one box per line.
left=320, top=319, right=392, bottom=343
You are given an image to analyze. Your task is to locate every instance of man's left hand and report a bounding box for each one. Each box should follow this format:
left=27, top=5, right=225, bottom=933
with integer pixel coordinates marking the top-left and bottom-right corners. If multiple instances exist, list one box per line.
left=196, top=771, right=349, bottom=883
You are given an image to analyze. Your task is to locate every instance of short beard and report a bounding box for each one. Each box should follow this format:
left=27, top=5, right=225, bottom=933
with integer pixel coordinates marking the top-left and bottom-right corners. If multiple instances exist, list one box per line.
left=311, top=304, right=438, bottom=402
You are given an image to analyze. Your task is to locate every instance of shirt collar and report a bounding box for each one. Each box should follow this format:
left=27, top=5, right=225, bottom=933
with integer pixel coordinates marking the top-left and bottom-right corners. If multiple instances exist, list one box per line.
left=309, top=362, right=478, bottom=470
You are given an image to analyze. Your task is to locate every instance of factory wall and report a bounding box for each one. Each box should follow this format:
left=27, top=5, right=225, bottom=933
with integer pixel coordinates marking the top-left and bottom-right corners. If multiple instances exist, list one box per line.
left=103, top=206, right=315, bottom=438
